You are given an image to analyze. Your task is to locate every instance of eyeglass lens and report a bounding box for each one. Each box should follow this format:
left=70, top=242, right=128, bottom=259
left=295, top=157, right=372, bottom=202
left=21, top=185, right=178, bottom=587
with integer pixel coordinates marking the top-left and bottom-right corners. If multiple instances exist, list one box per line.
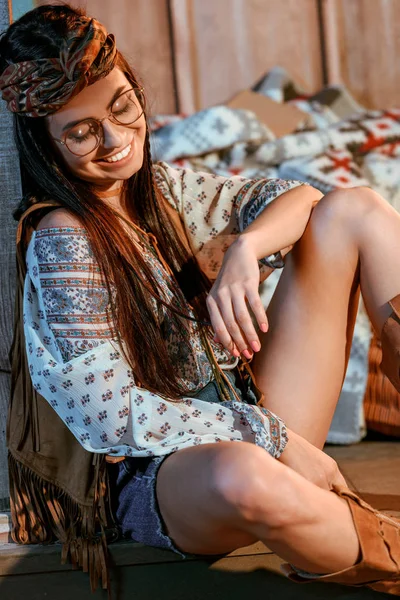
left=64, top=88, right=145, bottom=156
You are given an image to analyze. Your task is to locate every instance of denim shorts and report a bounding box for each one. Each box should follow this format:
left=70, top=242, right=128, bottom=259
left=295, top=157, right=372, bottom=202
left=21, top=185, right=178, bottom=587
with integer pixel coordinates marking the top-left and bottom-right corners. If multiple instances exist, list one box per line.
left=109, top=368, right=259, bottom=557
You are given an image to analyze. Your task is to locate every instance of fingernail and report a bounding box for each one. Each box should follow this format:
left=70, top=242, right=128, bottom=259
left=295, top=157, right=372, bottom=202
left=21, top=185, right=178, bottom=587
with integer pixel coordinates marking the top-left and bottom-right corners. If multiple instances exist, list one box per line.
left=260, top=323, right=268, bottom=333
left=233, top=348, right=240, bottom=357
left=251, top=341, right=260, bottom=352
left=243, top=349, right=252, bottom=360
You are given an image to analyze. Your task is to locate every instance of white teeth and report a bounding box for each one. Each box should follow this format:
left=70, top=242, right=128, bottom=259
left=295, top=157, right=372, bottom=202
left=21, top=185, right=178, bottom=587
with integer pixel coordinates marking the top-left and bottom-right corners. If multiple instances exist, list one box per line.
left=104, top=144, right=131, bottom=163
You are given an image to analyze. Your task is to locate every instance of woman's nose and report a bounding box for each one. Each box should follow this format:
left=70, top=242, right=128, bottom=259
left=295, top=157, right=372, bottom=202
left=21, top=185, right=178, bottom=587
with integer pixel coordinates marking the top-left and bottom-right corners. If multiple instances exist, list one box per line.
left=101, top=118, right=124, bottom=149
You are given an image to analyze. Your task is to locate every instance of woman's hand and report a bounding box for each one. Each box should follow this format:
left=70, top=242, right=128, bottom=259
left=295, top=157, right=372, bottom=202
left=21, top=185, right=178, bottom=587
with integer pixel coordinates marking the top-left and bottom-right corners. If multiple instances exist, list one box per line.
left=278, top=428, right=348, bottom=490
left=206, top=235, right=268, bottom=359
left=205, top=185, right=323, bottom=359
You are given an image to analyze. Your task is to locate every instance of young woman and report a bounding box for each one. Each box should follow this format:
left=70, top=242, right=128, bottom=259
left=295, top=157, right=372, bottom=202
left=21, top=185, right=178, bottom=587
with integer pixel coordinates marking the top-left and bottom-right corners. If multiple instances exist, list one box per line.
left=1, top=4, right=399, bottom=595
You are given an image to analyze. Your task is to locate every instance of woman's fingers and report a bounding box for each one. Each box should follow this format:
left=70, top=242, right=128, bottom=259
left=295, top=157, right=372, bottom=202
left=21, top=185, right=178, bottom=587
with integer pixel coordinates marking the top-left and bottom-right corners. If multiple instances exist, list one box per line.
left=218, top=295, right=252, bottom=359
left=245, top=286, right=269, bottom=333
left=206, top=295, right=240, bottom=357
left=207, top=293, right=250, bottom=358
left=231, top=293, right=261, bottom=352
left=207, top=286, right=267, bottom=358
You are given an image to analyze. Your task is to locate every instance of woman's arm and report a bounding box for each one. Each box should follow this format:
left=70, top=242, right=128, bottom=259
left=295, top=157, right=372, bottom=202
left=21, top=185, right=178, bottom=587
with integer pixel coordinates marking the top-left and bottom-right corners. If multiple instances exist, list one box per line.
left=206, top=184, right=323, bottom=358
left=154, top=162, right=311, bottom=280
left=25, top=214, right=288, bottom=458
left=237, top=184, right=323, bottom=261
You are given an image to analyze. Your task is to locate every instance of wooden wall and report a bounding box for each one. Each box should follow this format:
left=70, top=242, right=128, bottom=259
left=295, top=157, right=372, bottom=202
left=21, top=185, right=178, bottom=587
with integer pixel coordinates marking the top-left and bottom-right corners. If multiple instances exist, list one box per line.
left=0, top=0, right=21, bottom=511
left=34, top=0, right=325, bottom=114
left=322, top=0, right=400, bottom=109
left=83, top=0, right=177, bottom=115
left=170, top=0, right=324, bottom=112
left=33, top=0, right=400, bottom=113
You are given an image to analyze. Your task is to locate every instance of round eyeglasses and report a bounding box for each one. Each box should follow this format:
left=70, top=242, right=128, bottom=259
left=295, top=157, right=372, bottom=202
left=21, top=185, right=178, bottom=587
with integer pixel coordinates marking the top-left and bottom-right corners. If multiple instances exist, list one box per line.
left=52, top=87, right=146, bottom=157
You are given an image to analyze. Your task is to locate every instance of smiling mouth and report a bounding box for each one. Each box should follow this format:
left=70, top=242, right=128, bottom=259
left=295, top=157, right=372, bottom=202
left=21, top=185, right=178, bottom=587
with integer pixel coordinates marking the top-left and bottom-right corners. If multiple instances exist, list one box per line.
left=100, top=143, right=132, bottom=163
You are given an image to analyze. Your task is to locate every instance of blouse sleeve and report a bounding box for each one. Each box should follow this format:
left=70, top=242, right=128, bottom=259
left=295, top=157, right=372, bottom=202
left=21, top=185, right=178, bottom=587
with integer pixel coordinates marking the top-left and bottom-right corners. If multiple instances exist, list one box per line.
left=154, top=161, right=308, bottom=279
left=24, top=227, right=287, bottom=459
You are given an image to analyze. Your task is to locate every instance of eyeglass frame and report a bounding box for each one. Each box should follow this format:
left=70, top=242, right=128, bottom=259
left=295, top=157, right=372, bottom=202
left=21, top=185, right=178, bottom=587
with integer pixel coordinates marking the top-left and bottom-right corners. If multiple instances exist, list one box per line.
left=50, top=86, right=146, bottom=157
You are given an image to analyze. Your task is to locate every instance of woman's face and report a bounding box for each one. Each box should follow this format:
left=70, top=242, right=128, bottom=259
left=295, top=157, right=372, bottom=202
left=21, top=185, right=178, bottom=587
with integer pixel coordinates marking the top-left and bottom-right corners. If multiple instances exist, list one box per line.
left=46, top=67, right=146, bottom=191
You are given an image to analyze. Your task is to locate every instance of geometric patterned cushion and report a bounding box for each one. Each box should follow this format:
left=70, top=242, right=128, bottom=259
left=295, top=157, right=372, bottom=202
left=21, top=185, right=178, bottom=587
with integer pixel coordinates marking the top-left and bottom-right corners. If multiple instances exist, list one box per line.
left=281, top=148, right=370, bottom=194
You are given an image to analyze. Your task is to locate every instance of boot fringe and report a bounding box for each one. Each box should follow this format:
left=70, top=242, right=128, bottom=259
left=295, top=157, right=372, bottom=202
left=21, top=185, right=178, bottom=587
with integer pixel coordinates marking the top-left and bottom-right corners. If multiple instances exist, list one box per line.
left=283, top=486, right=400, bottom=596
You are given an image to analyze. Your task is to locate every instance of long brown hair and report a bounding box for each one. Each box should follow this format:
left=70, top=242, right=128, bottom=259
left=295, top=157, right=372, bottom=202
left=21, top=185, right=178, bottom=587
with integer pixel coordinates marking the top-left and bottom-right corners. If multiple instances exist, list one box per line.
left=1, top=4, right=213, bottom=398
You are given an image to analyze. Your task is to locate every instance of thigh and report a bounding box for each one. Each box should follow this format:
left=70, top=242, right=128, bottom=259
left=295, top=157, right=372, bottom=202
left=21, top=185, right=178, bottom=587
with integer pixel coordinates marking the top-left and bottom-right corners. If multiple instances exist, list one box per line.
left=156, top=442, right=266, bottom=555
left=252, top=198, right=360, bottom=448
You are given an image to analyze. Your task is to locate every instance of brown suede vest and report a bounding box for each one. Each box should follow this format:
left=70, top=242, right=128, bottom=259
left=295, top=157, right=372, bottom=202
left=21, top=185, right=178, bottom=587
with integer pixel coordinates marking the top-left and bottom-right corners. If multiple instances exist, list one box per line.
left=7, top=195, right=194, bottom=595
left=7, top=202, right=118, bottom=595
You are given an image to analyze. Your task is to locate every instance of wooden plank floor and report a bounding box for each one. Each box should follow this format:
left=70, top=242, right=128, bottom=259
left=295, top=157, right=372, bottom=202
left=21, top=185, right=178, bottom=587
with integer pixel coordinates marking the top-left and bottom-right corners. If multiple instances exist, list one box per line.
left=0, top=441, right=398, bottom=599
left=0, top=539, right=393, bottom=600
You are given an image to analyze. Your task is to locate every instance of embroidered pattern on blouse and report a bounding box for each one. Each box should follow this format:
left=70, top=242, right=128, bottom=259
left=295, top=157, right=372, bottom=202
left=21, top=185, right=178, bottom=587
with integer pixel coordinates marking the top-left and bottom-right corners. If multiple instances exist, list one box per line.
left=221, top=401, right=288, bottom=459
left=34, top=226, right=220, bottom=390
left=34, top=228, right=112, bottom=362
left=23, top=164, right=299, bottom=460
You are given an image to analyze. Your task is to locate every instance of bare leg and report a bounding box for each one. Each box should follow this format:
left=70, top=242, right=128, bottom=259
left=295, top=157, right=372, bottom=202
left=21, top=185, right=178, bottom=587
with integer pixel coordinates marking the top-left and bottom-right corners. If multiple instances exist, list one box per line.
left=155, top=189, right=400, bottom=578
left=156, top=442, right=359, bottom=574
left=252, top=186, right=400, bottom=448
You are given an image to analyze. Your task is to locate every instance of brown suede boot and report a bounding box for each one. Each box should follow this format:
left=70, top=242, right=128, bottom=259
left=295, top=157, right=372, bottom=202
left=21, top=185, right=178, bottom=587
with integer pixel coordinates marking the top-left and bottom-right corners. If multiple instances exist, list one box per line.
left=381, top=295, right=400, bottom=393
left=282, top=486, right=400, bottom=595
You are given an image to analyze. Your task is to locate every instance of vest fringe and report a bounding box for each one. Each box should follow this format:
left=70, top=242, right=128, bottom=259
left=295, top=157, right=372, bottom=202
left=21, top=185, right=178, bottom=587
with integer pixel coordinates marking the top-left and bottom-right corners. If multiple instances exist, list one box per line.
left=8, top=451, right=116, bottom=597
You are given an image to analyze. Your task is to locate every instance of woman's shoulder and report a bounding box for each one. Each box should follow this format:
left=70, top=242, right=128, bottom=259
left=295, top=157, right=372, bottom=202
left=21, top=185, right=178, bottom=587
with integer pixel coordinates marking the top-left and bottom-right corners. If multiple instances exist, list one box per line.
left=29, top=209, right=94, bottom=266
left=36, top=208, right=83, bottom=231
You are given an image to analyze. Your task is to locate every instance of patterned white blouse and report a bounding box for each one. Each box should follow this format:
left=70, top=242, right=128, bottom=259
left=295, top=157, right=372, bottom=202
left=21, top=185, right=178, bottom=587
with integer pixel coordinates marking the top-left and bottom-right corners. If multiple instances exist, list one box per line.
left=23, top=163, right=306, bottom=460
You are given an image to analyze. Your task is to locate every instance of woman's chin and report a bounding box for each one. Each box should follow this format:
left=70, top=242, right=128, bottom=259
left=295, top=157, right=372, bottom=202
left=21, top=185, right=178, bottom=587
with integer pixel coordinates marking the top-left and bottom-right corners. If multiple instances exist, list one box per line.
left=81, top=155, right=144, bottom=185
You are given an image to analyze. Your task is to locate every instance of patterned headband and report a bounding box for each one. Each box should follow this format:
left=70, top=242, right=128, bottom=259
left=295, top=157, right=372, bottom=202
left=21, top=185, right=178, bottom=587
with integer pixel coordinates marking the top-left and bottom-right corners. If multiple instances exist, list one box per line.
left=0, top=17, right=117, bottom=117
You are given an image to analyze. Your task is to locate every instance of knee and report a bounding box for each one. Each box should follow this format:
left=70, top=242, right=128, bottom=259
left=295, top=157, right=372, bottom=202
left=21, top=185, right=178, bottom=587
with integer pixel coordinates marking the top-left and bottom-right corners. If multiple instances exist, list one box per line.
left=209, top=442, right=298, bottom=530
left=311, top=186, right=387, bottom=237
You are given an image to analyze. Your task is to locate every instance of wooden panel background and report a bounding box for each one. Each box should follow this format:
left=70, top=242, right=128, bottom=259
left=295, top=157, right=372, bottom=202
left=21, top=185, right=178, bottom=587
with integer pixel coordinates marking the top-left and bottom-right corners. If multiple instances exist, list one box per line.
left=171, top=0, right=324, bottom=113
left=18, top=0, right=400, bottom=112
left=322, top=0, right=400, bottom=109
left=0, top=0, right=21, bottom=510
left=35, top=0, right=324, bottom=115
